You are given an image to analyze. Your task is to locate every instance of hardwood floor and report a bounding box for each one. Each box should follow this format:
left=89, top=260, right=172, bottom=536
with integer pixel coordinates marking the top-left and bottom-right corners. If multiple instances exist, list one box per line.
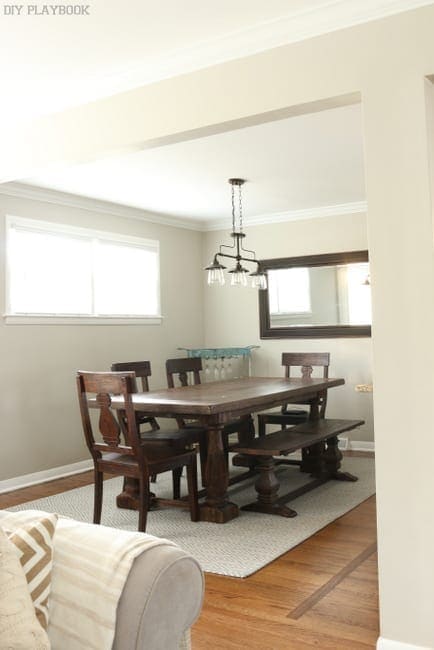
left=191, top=496, right=378, bottom=649
left=0, top=456, right=379, bottom=649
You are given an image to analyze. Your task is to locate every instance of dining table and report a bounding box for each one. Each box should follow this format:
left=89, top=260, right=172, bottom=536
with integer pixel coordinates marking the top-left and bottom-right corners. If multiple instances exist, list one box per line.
left=108, top=375, right=345, bottom=523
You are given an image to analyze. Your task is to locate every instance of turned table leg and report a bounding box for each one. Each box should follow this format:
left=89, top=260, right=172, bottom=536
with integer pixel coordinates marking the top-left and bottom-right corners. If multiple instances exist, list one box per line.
left=116, top=477, right=155, bottom=510
left=200, top=424, right=239, bottom=523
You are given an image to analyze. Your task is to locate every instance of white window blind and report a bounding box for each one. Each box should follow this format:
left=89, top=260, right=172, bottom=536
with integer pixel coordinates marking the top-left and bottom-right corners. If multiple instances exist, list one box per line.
left=5, top=216, right=161, bottom=323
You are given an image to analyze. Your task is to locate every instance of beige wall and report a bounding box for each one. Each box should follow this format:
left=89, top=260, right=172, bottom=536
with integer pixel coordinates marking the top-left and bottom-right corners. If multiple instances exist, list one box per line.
left=0, top=195, right=204, bottom=480
left=203, top=212, right=374, bottom=442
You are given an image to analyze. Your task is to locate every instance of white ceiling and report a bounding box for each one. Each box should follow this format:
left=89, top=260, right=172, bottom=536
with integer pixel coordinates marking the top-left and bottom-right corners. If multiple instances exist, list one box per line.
left=5, top=0, right=430, bottom=224
left=0, top=0, right=329, bottom=122
left=25, top=103, right=366, bottom=225
left=1, top=0, right=432, bottom=123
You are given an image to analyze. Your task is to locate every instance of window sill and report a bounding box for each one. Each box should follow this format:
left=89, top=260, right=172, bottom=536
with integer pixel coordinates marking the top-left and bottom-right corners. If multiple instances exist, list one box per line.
left=3, top=314, right=163, bottom=326
left=270, top=312, right=312, bottom=321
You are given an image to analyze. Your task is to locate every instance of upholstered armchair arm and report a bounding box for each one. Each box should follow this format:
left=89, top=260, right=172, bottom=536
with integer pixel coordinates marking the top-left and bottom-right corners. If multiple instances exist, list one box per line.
left=114, top=544, right=204, bottom=650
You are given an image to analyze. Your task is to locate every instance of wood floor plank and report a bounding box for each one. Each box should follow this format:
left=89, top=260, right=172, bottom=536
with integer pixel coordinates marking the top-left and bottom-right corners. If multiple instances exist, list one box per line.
left=288, top=542, right=377, bottom=619
left=0, top=462, right=379, bottom=650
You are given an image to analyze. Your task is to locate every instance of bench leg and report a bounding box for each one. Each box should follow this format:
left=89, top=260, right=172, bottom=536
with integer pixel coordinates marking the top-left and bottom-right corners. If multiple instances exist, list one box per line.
left=306, top=441, right=329, bottom=479
left=324, top=436, right=358, bottom=482
left=241, top=456, right=297, bottom=518
left=300, top=446, right=318, bottom=474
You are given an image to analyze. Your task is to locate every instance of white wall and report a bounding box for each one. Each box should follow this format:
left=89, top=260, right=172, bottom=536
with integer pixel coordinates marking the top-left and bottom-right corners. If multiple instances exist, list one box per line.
left=0, top=194, right=204, bottom=480
left=203, top=212, right=374, bottom=442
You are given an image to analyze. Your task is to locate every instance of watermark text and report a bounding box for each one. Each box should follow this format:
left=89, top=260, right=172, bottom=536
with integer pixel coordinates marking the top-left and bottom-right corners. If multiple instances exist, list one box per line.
left=3, top=4, right=91, bottom=15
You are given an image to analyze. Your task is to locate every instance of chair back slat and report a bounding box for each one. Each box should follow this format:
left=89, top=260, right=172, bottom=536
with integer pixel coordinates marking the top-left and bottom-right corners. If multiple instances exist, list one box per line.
left=282, top=353, right=330, bottom=378
left=166, top=358, right=202, bottom=388
left=111, top=361, right=151, bottom=392
left=96, top=392, right=122, bottom=446
left=280, top=353, right=330, bottom=417
left=79, top=371, right=133, bottom=395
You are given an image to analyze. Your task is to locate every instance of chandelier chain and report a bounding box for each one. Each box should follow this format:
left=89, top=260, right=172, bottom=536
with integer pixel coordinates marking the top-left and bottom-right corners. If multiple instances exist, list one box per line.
left=239, top=184, right=243, bottom=233
left=231, top=183, right=236, bottom=233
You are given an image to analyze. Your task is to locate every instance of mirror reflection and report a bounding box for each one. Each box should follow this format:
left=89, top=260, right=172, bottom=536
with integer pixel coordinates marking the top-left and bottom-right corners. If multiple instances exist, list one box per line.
left=268, top=262, right=371, bottom=328
left=259, top=251, right=371, bottom=338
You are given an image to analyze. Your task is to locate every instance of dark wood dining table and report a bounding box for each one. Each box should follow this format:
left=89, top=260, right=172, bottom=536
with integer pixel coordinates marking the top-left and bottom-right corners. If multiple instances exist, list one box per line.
left=108, top=375, right=345, bottom=523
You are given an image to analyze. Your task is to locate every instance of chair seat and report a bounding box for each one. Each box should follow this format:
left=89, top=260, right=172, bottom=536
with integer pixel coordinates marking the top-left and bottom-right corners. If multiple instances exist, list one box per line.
left=98, top=446, right=197, bottom=475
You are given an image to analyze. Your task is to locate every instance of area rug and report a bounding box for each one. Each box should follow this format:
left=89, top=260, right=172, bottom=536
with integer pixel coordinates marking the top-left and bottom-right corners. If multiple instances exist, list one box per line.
left=10, top=456, right=375, bottom=578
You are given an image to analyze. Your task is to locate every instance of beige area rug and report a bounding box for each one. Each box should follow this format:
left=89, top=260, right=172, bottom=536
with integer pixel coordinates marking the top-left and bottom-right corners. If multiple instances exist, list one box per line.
left=10, top=456, right=375, bottom=578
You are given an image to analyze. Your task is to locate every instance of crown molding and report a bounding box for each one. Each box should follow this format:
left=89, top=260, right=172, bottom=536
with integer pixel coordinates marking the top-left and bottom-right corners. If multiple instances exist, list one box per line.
left=0, top=183, right=367, bottom=231
left=0, top=183, right=203, bottom=232
left=99, top=0, right=434, bottom=93
left=204, top=201, right=367, bottom=231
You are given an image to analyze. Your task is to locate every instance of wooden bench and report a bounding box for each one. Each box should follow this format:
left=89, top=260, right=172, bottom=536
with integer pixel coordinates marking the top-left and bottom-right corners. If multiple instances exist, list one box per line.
left=232, top=418, right=365, bottom=518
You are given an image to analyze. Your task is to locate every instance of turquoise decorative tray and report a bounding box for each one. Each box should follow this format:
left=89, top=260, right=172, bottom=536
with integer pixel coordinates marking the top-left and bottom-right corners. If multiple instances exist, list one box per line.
left=177, top=346, right=259, bottom=359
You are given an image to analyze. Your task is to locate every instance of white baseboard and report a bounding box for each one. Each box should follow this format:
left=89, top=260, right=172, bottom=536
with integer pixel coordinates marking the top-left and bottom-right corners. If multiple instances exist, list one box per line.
left=377, top=637, right=433, bottom=650
left=349, top=439, right=375, bottom=452
left=339, top=438, right=375, bottom=453
left=0, top=459, right=93, bottom=494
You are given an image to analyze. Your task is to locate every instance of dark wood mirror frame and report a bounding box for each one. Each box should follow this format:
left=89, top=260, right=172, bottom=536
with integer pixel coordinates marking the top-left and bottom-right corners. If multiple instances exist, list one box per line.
left=259, top=250, right=371, bottom=339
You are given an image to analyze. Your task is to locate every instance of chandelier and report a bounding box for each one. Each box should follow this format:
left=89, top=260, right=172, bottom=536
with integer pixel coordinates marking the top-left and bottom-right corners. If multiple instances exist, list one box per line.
left=205, top=179, right=267, bottom=289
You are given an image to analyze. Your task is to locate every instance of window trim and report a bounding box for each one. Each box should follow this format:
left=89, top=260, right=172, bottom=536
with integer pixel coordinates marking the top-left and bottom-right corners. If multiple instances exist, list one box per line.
left=4, top=215, right=162, bottom=325
left=3, top=315, right=163, bottom=325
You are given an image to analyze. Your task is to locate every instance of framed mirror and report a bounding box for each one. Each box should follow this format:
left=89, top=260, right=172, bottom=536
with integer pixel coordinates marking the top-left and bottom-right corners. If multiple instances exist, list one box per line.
left=259, top=250, right=371, bottom=338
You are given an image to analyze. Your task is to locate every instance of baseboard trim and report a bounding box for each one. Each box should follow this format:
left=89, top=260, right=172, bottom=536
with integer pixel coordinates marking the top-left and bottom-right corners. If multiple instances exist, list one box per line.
left=338, top=438, right=375, bottom=453
left=377, top=637, right=433, bottom=650
left=349, top=439, right=375, bottom=452
left=0, top=460, right=93, bottom=494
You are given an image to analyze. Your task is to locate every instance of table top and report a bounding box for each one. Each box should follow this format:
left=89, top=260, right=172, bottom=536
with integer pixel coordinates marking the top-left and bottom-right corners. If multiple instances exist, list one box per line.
left=108, top=376, right=344, bottom=417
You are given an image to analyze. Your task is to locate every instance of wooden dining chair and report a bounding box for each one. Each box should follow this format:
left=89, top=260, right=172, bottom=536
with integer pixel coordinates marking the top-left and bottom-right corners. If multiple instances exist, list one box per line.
left=257, top=352, right=330, bottom=475
left=166, top=358, right=255, bottom=474
left=76, top=370, right=199, bottom=532
left=258, top=352, right=331, bottom=438
left=111, top=360, right=206, bottom=498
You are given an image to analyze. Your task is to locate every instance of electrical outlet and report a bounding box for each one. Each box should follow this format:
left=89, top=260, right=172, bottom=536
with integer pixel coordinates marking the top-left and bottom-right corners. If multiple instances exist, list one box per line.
left=355, top=383, right=373, bottom=392
left=338, top=437, right=348, bottom=450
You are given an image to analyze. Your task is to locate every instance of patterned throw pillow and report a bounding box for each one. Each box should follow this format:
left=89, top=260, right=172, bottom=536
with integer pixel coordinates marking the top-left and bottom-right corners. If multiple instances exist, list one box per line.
left=0, top=527, right=50, bottom=649
left=6, top=515, right=57, bottom=631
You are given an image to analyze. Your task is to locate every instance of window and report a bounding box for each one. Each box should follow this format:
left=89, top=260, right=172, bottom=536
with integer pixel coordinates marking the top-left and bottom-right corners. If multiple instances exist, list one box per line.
left=5, top=216, right=161, bottom=324
left=268, top=267, right=311, bottom=315
left=346, top=263, right=372, bottom=325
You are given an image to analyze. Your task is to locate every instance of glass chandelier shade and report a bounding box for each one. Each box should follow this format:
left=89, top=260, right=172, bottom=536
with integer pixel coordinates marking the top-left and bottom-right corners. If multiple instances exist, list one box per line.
left=228, top=262, right=249, bottom=286
left=250, top=269, right=268, bottom=290
left=205, top=256, right=226, bottom=286
left=204, top=178, right=267, bottom=290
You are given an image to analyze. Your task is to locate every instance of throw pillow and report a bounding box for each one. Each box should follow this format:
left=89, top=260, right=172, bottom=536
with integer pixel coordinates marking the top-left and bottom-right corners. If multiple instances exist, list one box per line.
left=6, top=515, right=57, bottom=631
left=0, top=527, right=50, bottom=649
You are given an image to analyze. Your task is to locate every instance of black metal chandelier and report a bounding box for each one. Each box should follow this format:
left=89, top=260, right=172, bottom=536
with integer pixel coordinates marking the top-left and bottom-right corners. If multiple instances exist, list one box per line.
left=205, top=178, right=267, bottom=289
